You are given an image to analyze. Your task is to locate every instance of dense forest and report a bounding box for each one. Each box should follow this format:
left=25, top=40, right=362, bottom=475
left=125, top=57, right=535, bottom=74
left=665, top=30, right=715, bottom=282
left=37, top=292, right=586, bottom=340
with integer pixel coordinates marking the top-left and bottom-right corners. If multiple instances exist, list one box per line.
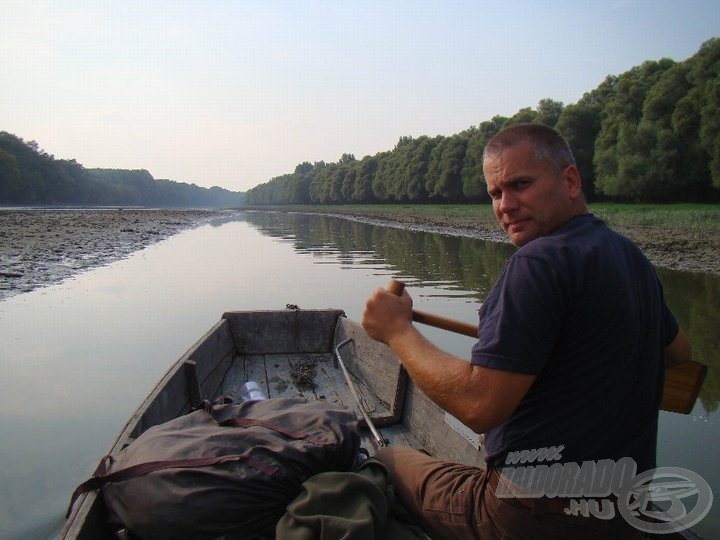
left=0, top=133, right=245, bottom=208
left=246, top=38, right=720, bottom=205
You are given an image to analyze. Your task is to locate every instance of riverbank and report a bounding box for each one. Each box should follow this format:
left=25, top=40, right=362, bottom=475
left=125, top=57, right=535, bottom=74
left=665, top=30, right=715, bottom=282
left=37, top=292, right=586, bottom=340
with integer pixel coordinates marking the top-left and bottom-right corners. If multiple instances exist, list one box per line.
left=0, top=208, right=234, bottom=301
left=291, top=204, right=720, bottom=276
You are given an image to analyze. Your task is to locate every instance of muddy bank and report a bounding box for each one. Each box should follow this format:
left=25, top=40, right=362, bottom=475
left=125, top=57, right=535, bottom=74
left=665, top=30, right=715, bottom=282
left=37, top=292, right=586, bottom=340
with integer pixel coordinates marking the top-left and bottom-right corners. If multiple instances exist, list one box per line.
left=0, top=209, right=232, bottom=301
left=314, top=209, right=720, bottom=276
left=613, top=224, right=720, bottom=276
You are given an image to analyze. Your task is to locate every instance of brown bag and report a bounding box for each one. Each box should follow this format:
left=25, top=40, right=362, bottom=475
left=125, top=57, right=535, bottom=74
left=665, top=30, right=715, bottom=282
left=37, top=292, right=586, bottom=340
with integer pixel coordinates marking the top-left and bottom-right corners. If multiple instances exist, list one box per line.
left=70, top=398, right=360, bottom=539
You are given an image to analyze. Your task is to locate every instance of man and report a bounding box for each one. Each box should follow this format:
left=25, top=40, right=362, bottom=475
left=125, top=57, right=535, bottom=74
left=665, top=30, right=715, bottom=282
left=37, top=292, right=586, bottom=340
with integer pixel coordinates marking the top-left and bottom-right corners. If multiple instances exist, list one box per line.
left=362, top=124, right=691, bottom=539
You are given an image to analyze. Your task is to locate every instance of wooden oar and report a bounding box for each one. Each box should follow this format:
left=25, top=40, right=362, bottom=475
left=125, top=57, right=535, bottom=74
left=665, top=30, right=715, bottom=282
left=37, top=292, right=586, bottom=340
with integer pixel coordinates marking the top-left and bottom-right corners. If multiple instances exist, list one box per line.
left=386, top=280, right=477, bottom=337
left=662, top=360, right=707, bottom=415
left=386, top=279, right=707, bottom=415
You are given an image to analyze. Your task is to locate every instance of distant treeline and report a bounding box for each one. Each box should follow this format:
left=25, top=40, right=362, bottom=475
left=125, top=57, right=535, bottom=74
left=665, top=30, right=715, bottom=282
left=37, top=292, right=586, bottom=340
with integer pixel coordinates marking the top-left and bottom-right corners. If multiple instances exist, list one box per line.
left=246, top=38, right=720, bottom=206
left=0, top=133, right=245, bottom=208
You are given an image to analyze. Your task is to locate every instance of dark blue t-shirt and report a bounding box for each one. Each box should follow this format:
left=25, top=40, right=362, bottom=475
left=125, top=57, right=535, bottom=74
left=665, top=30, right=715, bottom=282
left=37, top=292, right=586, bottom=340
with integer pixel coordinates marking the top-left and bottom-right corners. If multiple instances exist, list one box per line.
left=471, top=214, right=678, bottom=473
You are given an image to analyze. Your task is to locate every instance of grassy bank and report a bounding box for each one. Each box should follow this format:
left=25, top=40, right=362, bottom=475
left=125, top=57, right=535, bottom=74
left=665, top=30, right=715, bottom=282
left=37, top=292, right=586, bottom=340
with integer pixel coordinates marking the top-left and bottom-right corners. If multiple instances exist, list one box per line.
left=274, top=203, right=720, bottom=236
left=588, top=203, right=720, bottom=233
left=274, top=203, right=497, bottom=227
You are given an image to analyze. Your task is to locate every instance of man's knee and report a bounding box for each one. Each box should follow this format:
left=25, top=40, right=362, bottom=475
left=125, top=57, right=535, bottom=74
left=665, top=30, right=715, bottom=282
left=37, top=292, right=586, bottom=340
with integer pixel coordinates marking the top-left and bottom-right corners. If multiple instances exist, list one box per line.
left=376, top=446, right=428, bottom=465
left=376, top=447, right=433, bottom=480
left=375, top=447, right=435, bottom=500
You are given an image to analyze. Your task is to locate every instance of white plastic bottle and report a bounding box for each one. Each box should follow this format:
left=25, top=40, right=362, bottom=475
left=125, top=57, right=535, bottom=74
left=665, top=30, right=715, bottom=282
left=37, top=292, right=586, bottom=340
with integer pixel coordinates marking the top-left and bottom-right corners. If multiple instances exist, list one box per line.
left=240, top=381, right=266, bottom=401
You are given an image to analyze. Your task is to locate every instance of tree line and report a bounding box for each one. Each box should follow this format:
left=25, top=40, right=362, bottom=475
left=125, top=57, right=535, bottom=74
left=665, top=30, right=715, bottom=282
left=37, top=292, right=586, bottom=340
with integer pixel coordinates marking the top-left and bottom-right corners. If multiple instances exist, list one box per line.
left=0, top=133, right=245, bottom=208
left=246, top=38, right=720, bottom=206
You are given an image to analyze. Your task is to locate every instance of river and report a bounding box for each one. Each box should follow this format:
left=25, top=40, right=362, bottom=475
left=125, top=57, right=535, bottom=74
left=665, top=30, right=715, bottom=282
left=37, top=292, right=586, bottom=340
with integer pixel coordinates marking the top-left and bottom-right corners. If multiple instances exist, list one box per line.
left=0, top=211, right=717, bottom=538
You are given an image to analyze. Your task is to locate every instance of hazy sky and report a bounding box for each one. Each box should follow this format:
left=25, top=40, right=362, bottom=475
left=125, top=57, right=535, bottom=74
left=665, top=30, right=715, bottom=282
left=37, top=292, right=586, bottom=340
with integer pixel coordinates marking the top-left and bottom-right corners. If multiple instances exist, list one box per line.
left=2, top=1, right=718, bottom=193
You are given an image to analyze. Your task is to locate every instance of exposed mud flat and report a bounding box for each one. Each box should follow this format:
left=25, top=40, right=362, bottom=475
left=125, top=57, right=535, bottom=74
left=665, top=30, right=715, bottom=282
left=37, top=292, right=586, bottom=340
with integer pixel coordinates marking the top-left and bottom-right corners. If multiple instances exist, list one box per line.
left=0, top=209, right=233, bottom=301
left=612, top=224, right=720, bottom=276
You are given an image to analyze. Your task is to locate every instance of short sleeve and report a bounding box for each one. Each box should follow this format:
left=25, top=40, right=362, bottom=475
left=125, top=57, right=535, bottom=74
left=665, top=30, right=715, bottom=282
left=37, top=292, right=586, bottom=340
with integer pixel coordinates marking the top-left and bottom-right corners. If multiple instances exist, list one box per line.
left=471, top=252, right=568, bottom=375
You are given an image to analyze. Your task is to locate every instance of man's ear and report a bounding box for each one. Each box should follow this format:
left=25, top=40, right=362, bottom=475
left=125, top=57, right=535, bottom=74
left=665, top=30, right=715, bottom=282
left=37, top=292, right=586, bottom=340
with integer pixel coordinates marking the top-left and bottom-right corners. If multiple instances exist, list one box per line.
left=563, top=165, right=583, bottom=199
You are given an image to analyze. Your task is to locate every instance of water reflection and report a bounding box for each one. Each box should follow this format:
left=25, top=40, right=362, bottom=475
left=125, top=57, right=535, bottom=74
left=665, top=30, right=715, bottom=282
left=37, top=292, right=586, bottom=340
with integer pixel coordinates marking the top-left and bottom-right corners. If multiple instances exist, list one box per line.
left=244, top=211, right=516, bottom=301
left=657, top=268, right=720, bottom=414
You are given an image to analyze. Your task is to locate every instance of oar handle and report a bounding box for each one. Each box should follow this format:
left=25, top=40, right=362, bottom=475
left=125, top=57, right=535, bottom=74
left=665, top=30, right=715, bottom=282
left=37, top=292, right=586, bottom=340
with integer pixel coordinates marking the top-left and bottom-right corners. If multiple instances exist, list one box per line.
left=387, top=279, right=478, bottom=338
left=387, top=279, right=406, bottom=296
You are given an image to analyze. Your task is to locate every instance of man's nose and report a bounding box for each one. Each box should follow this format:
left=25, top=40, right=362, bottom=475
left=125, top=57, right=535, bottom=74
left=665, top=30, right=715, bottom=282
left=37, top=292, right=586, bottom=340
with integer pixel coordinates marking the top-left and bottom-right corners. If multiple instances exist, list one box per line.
left=498, top=191, right=517, bottom=213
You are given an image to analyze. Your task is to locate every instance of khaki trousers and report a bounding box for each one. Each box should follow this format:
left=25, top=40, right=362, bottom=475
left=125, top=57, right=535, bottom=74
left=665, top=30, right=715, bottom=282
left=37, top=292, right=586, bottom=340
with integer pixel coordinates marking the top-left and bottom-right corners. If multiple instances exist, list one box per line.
left=376, top=447, right=644, bottom=540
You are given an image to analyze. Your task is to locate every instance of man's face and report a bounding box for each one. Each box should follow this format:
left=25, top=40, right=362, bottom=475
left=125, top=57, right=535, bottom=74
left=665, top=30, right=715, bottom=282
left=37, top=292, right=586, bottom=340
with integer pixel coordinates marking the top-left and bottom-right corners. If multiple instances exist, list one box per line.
left=483, top=140, right=581, bottom=247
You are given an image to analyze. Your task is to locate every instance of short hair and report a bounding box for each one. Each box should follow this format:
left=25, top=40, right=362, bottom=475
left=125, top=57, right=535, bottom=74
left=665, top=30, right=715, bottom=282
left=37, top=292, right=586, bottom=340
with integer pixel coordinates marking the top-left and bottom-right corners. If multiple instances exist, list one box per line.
left=483, top=124, right=576, bottom=172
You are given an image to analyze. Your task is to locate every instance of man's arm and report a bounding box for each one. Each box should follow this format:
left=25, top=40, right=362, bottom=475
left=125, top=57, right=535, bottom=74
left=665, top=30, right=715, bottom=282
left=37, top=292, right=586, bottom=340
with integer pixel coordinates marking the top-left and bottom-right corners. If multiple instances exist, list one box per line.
left=362, top=287, right=536, bottom=434
left=665, top=327, right=692, bottom=367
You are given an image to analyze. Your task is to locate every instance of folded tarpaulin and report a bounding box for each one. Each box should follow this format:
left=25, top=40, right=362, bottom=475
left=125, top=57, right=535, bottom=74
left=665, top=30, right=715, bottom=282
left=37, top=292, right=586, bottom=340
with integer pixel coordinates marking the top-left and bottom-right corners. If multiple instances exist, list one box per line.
left=276, top=458, right=430, bottom=540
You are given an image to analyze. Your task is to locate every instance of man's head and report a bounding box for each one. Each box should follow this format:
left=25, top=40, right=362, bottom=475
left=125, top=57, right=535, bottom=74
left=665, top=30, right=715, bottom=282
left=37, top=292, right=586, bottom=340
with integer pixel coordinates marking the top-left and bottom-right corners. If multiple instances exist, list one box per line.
left=483, top=124, right=587, bottom=247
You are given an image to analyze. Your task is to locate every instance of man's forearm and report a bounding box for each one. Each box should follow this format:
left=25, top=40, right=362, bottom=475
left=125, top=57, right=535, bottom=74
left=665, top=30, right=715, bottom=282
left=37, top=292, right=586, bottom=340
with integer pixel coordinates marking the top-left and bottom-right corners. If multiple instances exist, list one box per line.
left=666, top=328, right=692, bottom=367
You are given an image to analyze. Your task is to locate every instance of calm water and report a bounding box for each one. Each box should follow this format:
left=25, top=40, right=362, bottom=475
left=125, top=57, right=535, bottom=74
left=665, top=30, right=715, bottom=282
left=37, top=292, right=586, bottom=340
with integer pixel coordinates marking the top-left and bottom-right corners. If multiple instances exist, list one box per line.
left=0, top=211, right=717, bottom=539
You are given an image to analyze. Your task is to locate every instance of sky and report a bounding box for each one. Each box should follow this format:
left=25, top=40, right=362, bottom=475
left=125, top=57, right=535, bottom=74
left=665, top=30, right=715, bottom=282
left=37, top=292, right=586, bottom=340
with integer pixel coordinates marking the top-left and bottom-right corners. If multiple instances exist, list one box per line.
left=2, top=1, right=718, bottom=193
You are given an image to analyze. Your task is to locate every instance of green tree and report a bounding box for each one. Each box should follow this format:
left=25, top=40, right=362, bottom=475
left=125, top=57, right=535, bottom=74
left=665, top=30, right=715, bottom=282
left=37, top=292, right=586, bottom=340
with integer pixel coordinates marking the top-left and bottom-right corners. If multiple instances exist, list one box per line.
left=287, top=162, right=315, bottom=204
left=691, top=39, right=720, bottom=188
left=533, top=98, right=564, bottom=127
left=353, top=155, right=379, bottom=203
left=403, top=136, right=441, bottom=202
left=372, top=152, right=393, bottom=202
left=461, top=116, right=507, bottom=202
left=339, top=153, right=356, bottom=165
left=633, top=62, right=697, bottom=201
left=427, top=134, right=467, bottom=202
left=424, top=137, right=449, bottom=200
left=381, top=138, right=412, bottom=202
left=504, top=107, right=538, bottom=126
left=556, top=77, right=616, bottom=200
left=0, top=148, right=22, bottom=201
left=594, top=59, right=676, bottom=199
left=340, top=167, right=357, bottom=201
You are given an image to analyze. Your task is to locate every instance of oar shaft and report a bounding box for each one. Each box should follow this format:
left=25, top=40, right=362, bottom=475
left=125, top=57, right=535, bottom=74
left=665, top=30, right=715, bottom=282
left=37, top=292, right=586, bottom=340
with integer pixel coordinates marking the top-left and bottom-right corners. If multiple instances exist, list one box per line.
left=387, top=279, right=478, bottom=338
left=412, top=309, right=478, bottom=338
